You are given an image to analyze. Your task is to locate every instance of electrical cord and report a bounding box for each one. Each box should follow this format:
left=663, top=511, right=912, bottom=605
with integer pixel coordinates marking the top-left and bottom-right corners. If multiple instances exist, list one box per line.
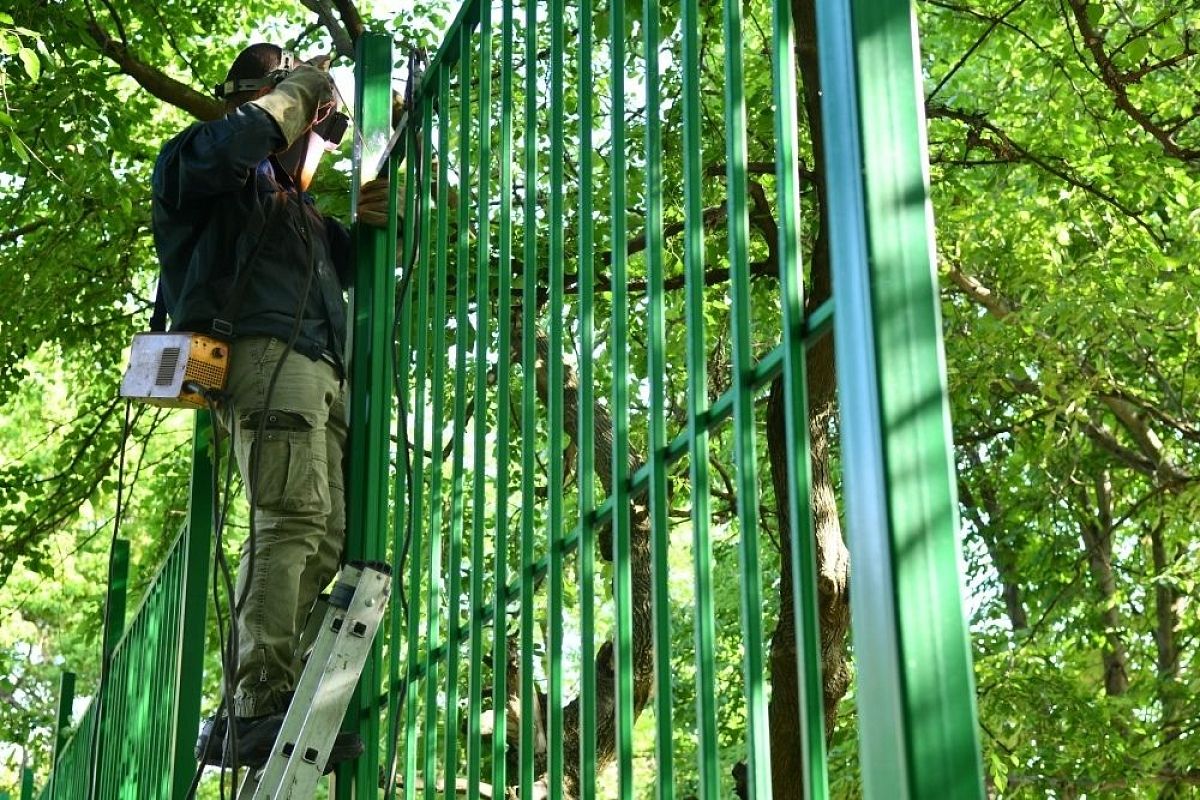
left=392, top=46, right=427, bottom=623
left=383, top=47, right=427, bottom=791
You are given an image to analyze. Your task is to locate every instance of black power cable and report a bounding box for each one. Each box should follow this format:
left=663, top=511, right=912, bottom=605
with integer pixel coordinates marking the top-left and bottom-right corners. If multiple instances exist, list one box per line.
left=392, top=46, right=427, bottom=622
left=383, top=46, right=427, bottom=792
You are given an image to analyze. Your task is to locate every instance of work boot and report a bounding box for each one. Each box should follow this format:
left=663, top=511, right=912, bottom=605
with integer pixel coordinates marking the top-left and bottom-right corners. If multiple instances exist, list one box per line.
left=195, top=712, right=364, bottom=772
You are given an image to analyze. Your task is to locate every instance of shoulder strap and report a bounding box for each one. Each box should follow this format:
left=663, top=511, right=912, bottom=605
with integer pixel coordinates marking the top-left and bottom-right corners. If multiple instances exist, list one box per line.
left=210, top=187, right=284, bottom=337
left=149, top=283, right=169, bottom=332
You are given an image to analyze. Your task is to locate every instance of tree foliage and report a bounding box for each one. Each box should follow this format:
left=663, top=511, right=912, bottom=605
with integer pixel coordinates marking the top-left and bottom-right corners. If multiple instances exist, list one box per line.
left=0, top=0, right=1198, bottom=797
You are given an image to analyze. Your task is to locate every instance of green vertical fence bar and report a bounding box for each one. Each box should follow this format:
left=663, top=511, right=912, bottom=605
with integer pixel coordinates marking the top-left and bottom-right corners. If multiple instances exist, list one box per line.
left=641, top=0, right=674, bottom=795
left=680, top=0, right=719, bottom=795
left=519, top=0, right=538, bottom=794
left=816, top=0, right=984, bottom=797
left=48, top=671, right=74, bottom=800
left=491, top=0, right=515, bottom=791
left=398, top=94, right=437, bottom=800
left=345, top=30, right=395, bottom=800
left=173, top=412, right=213, bottom=798
left=546, top=0, right=566, bottom=797
left=421, top=66, right=453, bottom=800
left=772, top=0, right=830, bottom=794
left=443, top=25, right=474, bottom=790
left=723, top=0, right=771, bottom=794
left=386, top=91, right=419, bottom=797
left=576, top=0, right=598, bottom=793
left=466, top=4, right=493, bottom=797
left=21, top=768, right=32, bottom=800
left=88, top=536, right=127, bottom=800
left=608, top=0, right=635, bottom=796
left=52, top=673, right=74, bottom=768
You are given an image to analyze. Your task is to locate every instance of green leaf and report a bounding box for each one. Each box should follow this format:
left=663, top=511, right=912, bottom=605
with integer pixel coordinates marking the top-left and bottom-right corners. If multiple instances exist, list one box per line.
left=7, top=128, right=28, bottom=163
left=1086, top=4, right=1103, bottom=26
left=18, top=46, right=39, bottom=81
left=1125, top=37, right=1149, bottom=62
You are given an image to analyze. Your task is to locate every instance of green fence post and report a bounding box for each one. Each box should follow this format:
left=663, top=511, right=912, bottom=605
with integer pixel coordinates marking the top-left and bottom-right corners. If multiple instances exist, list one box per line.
left=608, top=0, right=636, bottom=796
left=816, top=0, right=985, bottom=797
left=466, top=5, right=493, bottom=798
left=519, top=0, right=539, bottom=795
left=491, top=1, right=516, bottom=794
left=21, top=767, right=34, bottom=800
left=576, top=0, right=599, bottom=793
left=88, top=537, right=129, bottom=800
left=45, top=670, right=74, bottom=800
left=53, top=672, right=75, bottom=765
left=681, top=0, right=720, bottom=796
left=172, top=411, right=213, bottom=798
left=343, top=31, right=395, bottom=799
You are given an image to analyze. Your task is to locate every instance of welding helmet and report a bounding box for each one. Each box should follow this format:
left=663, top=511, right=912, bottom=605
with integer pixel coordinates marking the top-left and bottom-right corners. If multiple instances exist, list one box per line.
left=273, top=100, right=349, bottom=191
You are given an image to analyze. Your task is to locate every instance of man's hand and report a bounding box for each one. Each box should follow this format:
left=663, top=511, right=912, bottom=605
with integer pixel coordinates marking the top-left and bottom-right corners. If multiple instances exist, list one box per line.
left=357, top=177, right=403, bottom=228
left=250, top=64, right=335, bottom=147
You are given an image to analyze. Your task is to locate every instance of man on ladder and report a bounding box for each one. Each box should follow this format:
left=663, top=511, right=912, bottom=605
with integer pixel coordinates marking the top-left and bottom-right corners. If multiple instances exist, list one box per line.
left=150, top=42, right=393, bottom=775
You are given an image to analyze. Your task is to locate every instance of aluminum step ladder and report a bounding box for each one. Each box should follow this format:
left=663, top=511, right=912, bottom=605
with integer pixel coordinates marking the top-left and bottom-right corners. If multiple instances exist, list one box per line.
left=238, top=561, right=390, bottom=800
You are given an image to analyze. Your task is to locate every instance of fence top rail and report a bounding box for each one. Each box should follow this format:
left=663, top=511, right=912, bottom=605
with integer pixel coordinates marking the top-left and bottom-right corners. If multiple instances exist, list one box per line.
left=106, top=522, right=188, bottom=661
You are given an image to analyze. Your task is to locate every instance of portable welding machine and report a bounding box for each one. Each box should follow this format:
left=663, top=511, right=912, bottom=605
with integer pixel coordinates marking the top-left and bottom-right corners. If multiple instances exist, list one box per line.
left=119, top=332, right=230, bottom=408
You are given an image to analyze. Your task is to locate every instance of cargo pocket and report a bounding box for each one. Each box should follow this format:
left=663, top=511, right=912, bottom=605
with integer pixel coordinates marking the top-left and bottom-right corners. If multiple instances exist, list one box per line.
left=244, top=411, right=330, bottom=514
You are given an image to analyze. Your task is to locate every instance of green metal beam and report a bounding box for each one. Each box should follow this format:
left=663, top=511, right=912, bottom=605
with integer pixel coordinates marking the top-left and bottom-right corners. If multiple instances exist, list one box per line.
left=643, top=0, right=674, bottom=797
left=343, top=31, right=395, bottom=799
left=172, top=412, right=213, bottom=798
left=466, top=8, right=493, bottom=799
left=53, top=673, right=75, bottom=765
left=609, top=0, right=636, bottom=796
left=88, top=537, right=128, bottom=800
left=816, top=0, right=984, bottom=797
left=772, top=0, right=830, bottom=796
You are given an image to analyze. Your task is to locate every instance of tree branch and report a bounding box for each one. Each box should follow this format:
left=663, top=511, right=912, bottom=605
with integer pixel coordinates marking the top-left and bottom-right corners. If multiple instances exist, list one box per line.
left=86, top=21, right=222, bottom=121
left=299, top=0, right=355, bottom=58
left=1063, top=0, right=1199, bottom=161
left=927, top=103, right=1166, bottom=245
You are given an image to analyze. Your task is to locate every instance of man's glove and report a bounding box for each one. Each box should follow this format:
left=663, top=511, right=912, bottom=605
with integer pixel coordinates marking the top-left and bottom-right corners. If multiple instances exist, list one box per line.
left=249, top=64, right=335, bottom=148
left=357, top=177, right=406, bottom=229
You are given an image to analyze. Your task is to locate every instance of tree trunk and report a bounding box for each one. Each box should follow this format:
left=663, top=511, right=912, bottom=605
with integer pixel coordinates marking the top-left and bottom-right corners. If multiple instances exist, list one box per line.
left=1077, top=471, right=1129, bottom=696
left=1149, top=520, right=1186, bottom=800
left=762, top=0, right=853, bottom=796
left=522, top=332, right=656, bottom=799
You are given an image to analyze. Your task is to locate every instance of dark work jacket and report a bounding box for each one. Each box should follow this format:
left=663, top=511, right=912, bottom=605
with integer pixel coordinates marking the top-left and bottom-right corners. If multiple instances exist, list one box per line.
left=151, top=104, right=351, bottom=367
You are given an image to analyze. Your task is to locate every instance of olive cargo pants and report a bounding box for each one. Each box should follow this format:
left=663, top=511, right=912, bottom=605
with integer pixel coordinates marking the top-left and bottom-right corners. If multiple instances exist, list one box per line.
left=218, top=336, right=347, bottom=718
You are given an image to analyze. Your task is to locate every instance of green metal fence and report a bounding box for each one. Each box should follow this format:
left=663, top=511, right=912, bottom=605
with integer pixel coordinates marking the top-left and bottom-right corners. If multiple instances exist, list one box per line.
left=354, top=0, right=984, bottom=797
left=35, top=416, right=212, bottom=800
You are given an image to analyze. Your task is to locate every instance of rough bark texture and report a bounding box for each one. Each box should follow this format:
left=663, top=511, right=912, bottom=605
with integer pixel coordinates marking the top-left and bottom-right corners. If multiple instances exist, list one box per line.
left=1149, top=520, right=1187, bottom=800
left=521, top=331, right=655, bottom=799
left=766, top=380, right=851, bottom=795
left=1077, top=472, right=1129, bottom=697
